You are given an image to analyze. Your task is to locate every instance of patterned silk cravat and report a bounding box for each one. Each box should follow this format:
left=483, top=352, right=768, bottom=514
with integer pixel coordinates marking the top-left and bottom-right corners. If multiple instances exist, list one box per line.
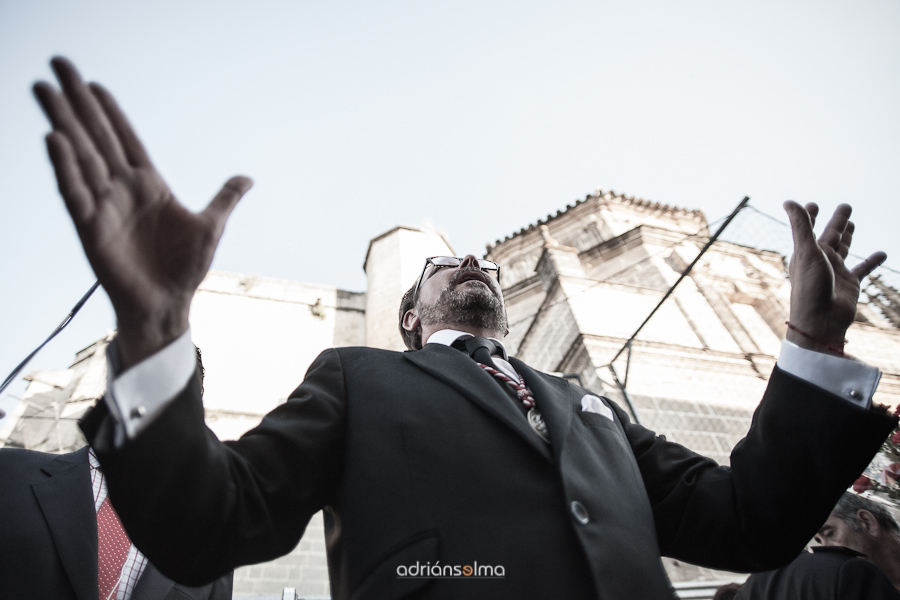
left=458, top=336, right=549, bottom=443
left=97, top=496, right=130, bottom=600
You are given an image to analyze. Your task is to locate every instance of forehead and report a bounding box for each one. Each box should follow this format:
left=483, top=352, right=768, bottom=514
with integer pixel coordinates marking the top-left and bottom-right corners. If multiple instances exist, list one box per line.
left=825, top=513, right=849, bottom=527
left=822, top=514, right=844, bottom=529
left=820, top=514, right=853, bottom=536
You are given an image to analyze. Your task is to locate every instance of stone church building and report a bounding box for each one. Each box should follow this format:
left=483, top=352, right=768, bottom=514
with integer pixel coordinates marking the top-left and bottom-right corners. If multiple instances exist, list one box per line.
left=5, top=189, right=900, bottom=598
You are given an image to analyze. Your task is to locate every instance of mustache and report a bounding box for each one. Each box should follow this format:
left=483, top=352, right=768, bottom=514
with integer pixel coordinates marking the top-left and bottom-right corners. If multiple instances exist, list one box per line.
left=449, top=267, right=494, bottom=289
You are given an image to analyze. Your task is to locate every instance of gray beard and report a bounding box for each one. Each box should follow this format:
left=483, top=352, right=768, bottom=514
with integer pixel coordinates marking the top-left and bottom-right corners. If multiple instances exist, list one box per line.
left=417, top=270, right=508, bottom=333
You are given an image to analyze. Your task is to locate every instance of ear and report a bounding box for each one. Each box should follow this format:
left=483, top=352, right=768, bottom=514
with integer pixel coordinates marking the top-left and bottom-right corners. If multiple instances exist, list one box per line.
left=858, top=509, right=882, bottom=537
left=402, top=309, right=420, bottom=333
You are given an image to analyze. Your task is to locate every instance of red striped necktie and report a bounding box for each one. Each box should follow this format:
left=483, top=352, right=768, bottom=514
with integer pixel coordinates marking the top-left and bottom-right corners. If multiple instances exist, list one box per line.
left=97, top=496, right=130, bottom=600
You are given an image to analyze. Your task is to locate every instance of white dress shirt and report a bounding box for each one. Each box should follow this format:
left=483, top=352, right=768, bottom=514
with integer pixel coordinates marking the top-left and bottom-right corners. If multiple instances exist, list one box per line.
left=104, top=328, right=880, bottom=445
left=425, top=329, right=521, bottom=380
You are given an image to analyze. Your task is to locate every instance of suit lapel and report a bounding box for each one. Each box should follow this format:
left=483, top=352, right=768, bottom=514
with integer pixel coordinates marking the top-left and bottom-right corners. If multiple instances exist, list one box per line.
left=404, top=345, right=553, bottom=461
left=32, top=447, right=98, bottom=600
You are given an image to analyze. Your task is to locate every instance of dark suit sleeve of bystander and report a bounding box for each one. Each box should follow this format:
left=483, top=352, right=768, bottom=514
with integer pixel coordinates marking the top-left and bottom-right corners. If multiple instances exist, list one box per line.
left=837, top=557, right=900, bottom=600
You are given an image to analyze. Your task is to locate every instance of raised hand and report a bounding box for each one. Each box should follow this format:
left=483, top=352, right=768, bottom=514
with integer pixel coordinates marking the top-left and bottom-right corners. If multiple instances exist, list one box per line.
left=783, top=201, right=886, bottom=356
left=33, top=57, right=253, bottom=368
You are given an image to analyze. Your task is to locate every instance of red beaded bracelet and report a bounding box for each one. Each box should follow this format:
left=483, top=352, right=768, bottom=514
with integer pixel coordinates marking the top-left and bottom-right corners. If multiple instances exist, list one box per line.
left=784, top=321, right=846, bottom=355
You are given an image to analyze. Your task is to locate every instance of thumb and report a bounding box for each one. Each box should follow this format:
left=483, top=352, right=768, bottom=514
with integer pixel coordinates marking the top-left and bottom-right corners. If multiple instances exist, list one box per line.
left=851, top=251, right=888, bottom=281
left=203, top=176, right=253, bottom=228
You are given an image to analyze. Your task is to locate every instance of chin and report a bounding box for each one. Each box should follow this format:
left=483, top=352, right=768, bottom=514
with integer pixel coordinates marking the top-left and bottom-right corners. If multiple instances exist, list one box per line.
left=417, top=279, right=508, bottom=333
left=446, top=289, right=507, bottom=331
left=449, top=286, right=496, bottom=309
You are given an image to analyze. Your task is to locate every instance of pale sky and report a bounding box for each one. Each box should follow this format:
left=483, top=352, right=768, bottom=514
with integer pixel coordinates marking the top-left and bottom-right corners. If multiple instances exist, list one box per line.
left=1, top=1, right=898, bottom=426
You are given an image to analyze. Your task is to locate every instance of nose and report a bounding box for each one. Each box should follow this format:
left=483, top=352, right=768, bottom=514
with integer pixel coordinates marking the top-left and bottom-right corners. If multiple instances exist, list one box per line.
left=459, top=255, right=480, bottom=270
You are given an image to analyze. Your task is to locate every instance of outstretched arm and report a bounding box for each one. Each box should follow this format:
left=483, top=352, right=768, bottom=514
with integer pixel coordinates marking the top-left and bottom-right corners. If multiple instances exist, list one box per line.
left=34, top=57, right=252, bottom=369
left=783, top=201, right=886, bottom=356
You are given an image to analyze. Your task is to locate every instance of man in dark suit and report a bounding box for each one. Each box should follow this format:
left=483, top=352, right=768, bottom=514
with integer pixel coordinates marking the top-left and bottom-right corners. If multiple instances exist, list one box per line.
left=736, top=493, right=900, bottom=598
left=33, top=57, right=896, bottom=599
left=0, top=446, right=233, bottom=600
left=815, top=492, right=900, bottom=590
left=735, top=546, right=900, bottom=600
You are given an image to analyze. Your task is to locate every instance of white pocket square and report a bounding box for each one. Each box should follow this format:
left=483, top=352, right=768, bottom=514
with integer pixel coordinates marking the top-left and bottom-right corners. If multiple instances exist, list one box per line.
left=581, top=395, right=614, bottom=421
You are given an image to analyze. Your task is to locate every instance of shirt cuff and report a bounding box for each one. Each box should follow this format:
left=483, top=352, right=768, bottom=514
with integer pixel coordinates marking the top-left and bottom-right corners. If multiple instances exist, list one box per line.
left=104, top=328, right=196, bottom=444
left=776, top=339, right=881, bottom=409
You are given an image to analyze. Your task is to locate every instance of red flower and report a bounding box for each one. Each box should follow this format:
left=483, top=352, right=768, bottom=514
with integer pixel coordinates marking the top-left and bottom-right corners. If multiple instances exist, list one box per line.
left=852, top=475, right=872, bottom=493
left=886, top=464, right=900, bottom=483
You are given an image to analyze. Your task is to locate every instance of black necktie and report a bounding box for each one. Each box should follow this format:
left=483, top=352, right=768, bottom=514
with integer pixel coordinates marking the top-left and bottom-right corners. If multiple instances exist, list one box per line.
left=462, top=336, right=501, bottom=371
left=456, top=337, right=528, bottom=416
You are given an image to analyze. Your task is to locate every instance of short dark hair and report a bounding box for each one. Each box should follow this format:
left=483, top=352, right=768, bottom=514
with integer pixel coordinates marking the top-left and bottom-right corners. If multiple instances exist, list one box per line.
left=712, top=583, right=742, bottom=600
left=832, top=492, right=900, bottom=537
left=398, top=281, right=421, bottom=351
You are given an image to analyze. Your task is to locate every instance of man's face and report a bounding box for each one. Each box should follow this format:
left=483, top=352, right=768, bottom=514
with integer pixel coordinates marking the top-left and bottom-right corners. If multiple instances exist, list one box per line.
left=414, top=256, right=508, bottom=334
left=815, top=513, right=872, bottom=554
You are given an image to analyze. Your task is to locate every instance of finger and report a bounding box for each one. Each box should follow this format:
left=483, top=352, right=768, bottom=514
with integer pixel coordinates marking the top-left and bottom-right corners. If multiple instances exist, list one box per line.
left=835, top=221, right=854, bottom=261
left=90, top=82, right=153, bottom=168
left=850, top=251, right=888, bottom=281
left=202, top=176, right=254, bottom=232
left=818, top=203, right=852, bottom=250
left=34, top=82, right=110, bottom=198
left=46, top=132, right=95, bottom=224
left=50, top=57, right=131, bottom=177
left=804, top=202, right=818, bottom=230
left=783, top=200, right=818, bottom=254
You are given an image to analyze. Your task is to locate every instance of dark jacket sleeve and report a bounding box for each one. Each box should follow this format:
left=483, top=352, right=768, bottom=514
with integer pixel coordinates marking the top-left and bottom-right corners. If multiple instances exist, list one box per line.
left=735, top=549, right=900, bottom=600
left=202, top=570, right=234, bottom=600
left=81, top=349, right=347, bottom=586
left=619, top=367, right=896, bottom=571
left=838, top=557, right=900, bottom=600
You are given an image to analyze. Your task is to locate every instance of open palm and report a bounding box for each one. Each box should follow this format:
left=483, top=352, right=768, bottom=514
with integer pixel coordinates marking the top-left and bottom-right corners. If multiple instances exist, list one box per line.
left=784, top=201, right=886, bottom=353
left=34, top=58, right=252, bottom=366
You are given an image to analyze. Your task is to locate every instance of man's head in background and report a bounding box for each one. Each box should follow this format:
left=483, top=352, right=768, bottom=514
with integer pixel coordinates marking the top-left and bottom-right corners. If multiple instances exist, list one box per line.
left=816, top=492, right=900, bottom=589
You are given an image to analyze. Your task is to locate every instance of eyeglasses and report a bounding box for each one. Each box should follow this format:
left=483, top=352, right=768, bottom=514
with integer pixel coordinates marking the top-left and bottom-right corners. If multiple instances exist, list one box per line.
left=413, top=256, right=501, bottom=298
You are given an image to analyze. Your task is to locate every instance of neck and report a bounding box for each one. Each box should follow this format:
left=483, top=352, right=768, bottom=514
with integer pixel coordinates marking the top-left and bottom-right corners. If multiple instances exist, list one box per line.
left=882, top=561, right=900, bottom=592
left=422, top=323, right=504, bottom=344
left=870, top=541, right=900, bottom=591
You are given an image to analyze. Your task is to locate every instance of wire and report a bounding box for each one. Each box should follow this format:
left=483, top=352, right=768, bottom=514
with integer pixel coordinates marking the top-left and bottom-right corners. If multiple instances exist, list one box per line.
left=505, top=211, right=733, bottom=332
left=0, top=281, right=101, bottom=396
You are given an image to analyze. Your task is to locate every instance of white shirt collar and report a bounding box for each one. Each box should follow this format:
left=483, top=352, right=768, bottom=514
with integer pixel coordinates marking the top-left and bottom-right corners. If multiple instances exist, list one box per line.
left=425, top=329, right=510, bottom=360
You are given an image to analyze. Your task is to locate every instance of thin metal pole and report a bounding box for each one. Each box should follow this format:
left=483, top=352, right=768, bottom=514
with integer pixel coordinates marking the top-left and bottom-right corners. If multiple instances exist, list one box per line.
left=608, top=196, right=750, bottom=366
left=0, top=281, right=101, bottom=396
left=623, top=339, right=633, bottom=389
left=608, top=363, right=643, bottom=426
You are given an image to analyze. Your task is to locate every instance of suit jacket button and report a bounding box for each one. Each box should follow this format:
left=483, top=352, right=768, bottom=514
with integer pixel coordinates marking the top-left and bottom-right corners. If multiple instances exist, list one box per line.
left=570, top=501, right=589, bottom=524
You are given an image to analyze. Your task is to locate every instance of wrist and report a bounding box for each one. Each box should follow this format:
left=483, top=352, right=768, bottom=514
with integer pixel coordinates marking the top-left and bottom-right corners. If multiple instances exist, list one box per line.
left=784, top=321, right=846, bottom=357
left=115, top=309, right=190, bottom=370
